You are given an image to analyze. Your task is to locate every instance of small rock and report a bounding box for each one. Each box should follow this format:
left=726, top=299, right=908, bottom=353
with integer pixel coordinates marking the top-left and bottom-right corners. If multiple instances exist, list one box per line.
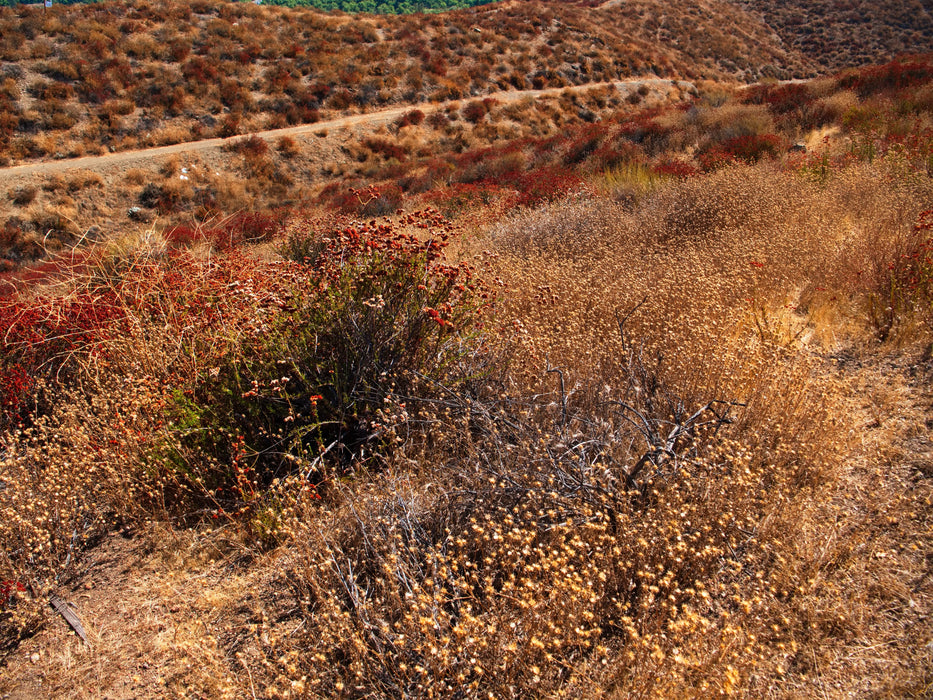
left=127, top=206, right=152, bottom=223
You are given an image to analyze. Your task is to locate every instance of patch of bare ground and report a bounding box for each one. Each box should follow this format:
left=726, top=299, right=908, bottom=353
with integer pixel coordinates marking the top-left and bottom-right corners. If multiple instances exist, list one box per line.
left=0, top=527, right=298, bottom=700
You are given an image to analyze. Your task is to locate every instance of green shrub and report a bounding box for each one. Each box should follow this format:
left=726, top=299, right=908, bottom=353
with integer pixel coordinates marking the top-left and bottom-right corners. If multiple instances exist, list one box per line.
left=163, top=206, right=494, bottom=515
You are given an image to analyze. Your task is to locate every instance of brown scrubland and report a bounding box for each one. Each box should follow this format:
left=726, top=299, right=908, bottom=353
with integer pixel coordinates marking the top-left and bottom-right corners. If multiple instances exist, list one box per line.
left=0, top=0, right=817, bottom=166
left=732, top=0, right=933, bottom=72
left=0, top=0, right=932, bottom=697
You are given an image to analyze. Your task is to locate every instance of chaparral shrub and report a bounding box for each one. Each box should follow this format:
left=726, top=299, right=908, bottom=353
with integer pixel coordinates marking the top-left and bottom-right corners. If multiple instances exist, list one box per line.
left=157, top=206, right=493, bottom=517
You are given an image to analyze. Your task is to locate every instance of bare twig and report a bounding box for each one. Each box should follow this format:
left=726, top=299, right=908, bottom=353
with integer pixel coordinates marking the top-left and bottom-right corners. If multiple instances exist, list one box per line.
left=49, top=594, right=88, bottom=644
left=615, top=296, right=648, bottom=351
left=545, top=356, right=568, bottom=434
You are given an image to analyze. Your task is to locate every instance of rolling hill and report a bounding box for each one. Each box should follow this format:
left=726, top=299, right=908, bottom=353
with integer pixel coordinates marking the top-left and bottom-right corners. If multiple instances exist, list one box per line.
left=728, top=0, right=933, bottom=71
left=0, top=0, right=814, bottom=165
left=0, top=3, right=932, bottom=697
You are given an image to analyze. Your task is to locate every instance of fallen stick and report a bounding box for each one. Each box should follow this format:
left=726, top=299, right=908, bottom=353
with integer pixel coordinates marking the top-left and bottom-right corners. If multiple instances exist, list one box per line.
left=49, top=594, right=89, bottom=645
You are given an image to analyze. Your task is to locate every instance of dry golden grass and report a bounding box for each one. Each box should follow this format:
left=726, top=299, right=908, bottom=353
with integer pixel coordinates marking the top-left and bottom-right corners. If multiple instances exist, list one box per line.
left=4, top=49, right=933, bottom=696
left=1, top=152, right=931, bottom=697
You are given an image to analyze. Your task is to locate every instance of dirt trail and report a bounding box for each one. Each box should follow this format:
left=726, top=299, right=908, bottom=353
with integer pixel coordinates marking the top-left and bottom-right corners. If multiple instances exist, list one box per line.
left=0, top=79, right=693, bottom=179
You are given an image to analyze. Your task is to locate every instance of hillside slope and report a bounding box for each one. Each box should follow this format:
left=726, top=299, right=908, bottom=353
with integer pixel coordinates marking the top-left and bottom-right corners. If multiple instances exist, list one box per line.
left=1, top=37, right=932, bottom=700
left=729, top=0, right=933, bottom=70
left=0, top=0, right=813, bottom=165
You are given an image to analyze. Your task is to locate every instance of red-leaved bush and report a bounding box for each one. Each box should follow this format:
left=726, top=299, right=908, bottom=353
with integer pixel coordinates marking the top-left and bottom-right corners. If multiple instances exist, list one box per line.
left=0, top=286, right=127, bottom=428
left=150, top=205, right=495, bottom=514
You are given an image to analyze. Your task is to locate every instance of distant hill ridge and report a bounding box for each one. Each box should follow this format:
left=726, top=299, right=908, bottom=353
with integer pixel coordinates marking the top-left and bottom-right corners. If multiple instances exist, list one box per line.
left=255, top=0, right=496, bottom=12
left=1, top=0, right=930, bottom=165
left=2, top=0, right=497, bottom=12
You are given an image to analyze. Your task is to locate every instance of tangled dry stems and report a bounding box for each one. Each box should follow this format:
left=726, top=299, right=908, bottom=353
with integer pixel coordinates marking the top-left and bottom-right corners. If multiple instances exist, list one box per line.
left=1, top=121, right=932, bottom=694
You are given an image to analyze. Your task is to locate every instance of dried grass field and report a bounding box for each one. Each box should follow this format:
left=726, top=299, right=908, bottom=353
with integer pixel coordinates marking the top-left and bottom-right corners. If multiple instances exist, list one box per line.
left=0, top=4, right=932, bottom=697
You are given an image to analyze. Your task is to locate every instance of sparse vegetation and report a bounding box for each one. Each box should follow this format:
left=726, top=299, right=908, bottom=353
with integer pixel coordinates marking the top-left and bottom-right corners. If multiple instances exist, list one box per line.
left=0, top=6, right=931, bottom=697
left=729, top=0, right=933, bottom=71
left=3, top=147, right=932, bottom=695
left=0, top=0, right=820, bottom=167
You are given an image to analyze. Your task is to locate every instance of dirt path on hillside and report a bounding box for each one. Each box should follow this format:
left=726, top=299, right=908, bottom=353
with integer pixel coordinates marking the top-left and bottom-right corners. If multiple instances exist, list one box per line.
left=0, top=79, right=693, bottom=179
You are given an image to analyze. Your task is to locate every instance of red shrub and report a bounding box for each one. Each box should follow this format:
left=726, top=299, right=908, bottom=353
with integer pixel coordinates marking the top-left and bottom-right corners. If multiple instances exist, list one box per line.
left=425, top=53, right=447, bottom=77
left=220, top=211, right=279, bottom=245
left=462, top=100, right=489, bottom=124
left=220, top=113, right=241, bottom=137
left=363, top=138, right=408, bottom=162
left=587, top=141, right=645, bottom=172
left=317, top=181, right=373, bottom=215
left=701, top=133, right=784, bottom=169
left=615, top=113, right=672, bottom=155
left=0, top=286, right=127, bottom=427
left=698, top=149, right=737, bottom=171
left=722, top=133, right=783, bottom=162
left=396, top=109, right=425, bottom=129
left=652, top=160, right=700, bottom=178
left=427, top=111, right=449, bottom=129
left=426, top=182, right=502, bottom=215
left=182, top=56, right=219, bottom=84
left=359, top=183, right=404, bottom=217
left=510, top=166, right=585, bottom=208
left=219, top=79, right=253, bottom=112
left=165, top=212, right=282, bottom=251
left=327, top=89, right=353, bottom=110
left=308, top=82, right=332, bottom=101
left=0, top=363, right=31, bottom=427
left=838, top=58, right=933, bottom=98
left=231, top=134, right=269, bottom=158
left=163, top=224, right=199, bottom=248
left=277, top=135, right=299, bottom=156
left=742, top=82, right=813, bottom=115
left=563, top=123, right=609, bottom=165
